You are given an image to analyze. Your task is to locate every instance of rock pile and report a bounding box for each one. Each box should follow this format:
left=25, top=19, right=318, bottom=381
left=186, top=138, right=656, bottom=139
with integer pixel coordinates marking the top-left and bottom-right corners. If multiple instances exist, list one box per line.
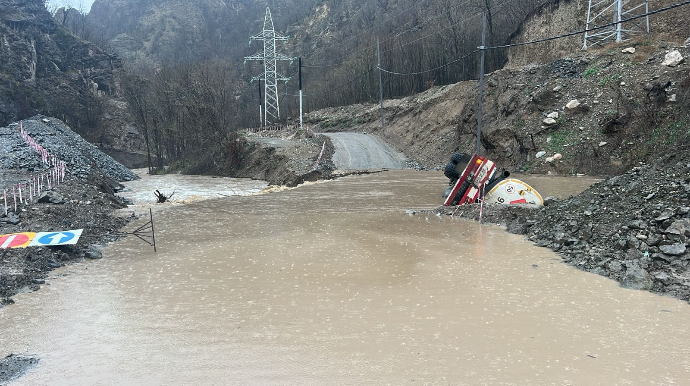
left=1, top=116, right=136, bottom=306
left=0, top=115, right=138, bottom=182
left=524, top=152, right=690, bottom=300
left=438, top=151, right=690, bottom=302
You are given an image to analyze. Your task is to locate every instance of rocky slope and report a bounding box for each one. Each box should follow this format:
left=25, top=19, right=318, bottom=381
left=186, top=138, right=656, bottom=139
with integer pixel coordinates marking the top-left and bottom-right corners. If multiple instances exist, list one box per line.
left=86, top=0, right=267, bottom=64
left=0, top=116, right=138, bottom=306
left=0, top=0, right=118, bottom=134
left=306, top=41, right=689, bottom=177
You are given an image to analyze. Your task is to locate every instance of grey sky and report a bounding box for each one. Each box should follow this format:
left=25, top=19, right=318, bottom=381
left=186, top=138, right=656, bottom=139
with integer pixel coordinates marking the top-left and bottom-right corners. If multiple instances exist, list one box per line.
left=45, top=0, right=96, bottom=13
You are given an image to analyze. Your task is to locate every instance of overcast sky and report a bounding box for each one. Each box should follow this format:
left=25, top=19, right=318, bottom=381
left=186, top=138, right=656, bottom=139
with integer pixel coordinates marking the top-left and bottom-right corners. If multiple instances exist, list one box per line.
left=46, top=0, right=96, bottom=13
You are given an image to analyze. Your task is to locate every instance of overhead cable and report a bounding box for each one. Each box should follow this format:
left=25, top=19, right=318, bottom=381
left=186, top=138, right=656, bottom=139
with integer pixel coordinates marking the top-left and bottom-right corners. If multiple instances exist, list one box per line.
left=378, top=49, right=480, bottom=75
left=486, top=0, right=690, bottom=50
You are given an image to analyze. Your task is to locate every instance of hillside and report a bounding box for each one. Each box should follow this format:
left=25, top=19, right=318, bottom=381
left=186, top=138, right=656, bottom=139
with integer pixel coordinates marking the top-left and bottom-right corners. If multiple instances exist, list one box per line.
left=305, top=41, right=689, bottom=177
left=0, top=0, right=148, bottom=168
left=0, top=0, right=116, bottom=135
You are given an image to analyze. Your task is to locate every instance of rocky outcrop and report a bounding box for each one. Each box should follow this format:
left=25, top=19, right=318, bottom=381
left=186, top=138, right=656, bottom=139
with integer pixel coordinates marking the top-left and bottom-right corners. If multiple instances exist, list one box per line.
left=506, top=0, right=586, bottom=68
left=87, top=0, right=254, bottom=64
left=0, top=0, right=120, bottom=137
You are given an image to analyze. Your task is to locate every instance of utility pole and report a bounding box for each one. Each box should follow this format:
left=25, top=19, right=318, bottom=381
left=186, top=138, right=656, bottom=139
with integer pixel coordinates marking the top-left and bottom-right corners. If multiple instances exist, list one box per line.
left=258, top=81, right=263, bottom=128
left=476, top=13, right=487, bottom=155
left=244, top=7, right=294, bottom=124
left=299, top=57, right=303, bottom=131
left=377, top=37, right=384, bottom=128
left=284, top=82, right=290, bottom=121
left=583, top=0, right=649, bottom=49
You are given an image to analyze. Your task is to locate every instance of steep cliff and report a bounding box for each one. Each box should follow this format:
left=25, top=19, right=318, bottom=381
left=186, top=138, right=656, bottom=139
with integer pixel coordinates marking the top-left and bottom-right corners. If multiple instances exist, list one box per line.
left=0, top=0, right=118, bottom=139
left=87, top=0, right=260, bottom=64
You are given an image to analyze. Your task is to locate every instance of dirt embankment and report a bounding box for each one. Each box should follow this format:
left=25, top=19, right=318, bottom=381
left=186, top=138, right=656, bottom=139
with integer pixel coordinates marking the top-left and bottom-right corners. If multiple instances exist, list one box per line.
left=223, top=128, right=336, bottom=187
left=306, top=42, right=689, bottom=178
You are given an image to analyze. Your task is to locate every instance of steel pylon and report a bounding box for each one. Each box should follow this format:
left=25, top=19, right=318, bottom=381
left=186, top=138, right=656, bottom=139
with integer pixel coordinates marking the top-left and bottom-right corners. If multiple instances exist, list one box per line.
left=583, top=0, right=649, bottom=49
left=244, top=7, right=294, bottom=125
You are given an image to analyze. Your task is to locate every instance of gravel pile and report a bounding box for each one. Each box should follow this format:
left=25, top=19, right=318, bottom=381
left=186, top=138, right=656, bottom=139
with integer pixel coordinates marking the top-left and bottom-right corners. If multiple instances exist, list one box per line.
left=437, top=151, right=690, bottom=302
left=1, top=116, right=136, bottom=308
left=525, top=152, right=690, bottom=300
left=0, top=115, right=138, bottom=183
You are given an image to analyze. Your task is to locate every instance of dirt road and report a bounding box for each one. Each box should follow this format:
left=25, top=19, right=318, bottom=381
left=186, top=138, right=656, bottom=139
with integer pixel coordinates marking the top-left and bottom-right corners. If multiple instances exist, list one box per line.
left=323, top=133, right=408, bottom=170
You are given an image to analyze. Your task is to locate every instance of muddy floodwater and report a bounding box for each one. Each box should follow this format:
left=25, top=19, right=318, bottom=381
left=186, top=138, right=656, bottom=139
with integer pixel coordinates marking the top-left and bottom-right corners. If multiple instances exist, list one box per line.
left=1, top=171, right=689, bottom=385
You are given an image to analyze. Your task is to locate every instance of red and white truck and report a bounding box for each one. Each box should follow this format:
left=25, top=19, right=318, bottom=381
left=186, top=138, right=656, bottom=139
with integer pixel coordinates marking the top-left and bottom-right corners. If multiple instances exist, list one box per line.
left=443, top=153, right=543, bottom=206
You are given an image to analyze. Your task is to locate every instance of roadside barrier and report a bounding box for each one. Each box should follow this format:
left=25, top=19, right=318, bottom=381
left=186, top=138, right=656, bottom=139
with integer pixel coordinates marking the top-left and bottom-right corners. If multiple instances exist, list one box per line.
left=2, top=121, right=67, bottom=216
left=311, top=142, right=326, bottom=171
left=245, top=124, right=299, bottom=133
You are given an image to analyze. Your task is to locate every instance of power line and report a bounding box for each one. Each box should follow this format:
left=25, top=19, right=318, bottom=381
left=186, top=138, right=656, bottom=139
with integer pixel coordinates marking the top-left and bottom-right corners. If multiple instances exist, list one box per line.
left=378, top=0, right=522, bottom=56
left=381, top=0, right=690, bottom=76
left=379, top=49, right=480, bottom=76
left=301, top=67, right=376, bottom=106
left=302, top=0, right=495, bottom=68
left=486, top=0, right=690, bottom=50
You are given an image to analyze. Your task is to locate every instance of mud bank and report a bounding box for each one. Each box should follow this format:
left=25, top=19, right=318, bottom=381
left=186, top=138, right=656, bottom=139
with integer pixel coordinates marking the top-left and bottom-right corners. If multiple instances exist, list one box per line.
left=223, top=128, right=336, bottom=187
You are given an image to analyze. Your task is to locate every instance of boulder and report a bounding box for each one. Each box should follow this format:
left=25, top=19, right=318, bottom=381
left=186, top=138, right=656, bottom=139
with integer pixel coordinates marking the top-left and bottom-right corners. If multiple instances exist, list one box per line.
left=665, top=219, right=690, bottom=242
left=661, top=50, right=684, bottom=67
left=1, top=212, right=20, bottom=225
left=547, top=111, right=559, bottom=119
left=621, top=266, right=653, bottom=290
left=543, top=196, right=560, bottom=206
left=536, top=151, right=546, bottom=158
left=622, top=47, right=636, bottom=54
left=37, top=191, right=66, bottom=204
left=565, top=99, right=581, bottom=110
left=646, top=234, right=662, bottom=246
left=659, top=244, right=686, bottom=256
left=543, top=117, right=557, bottom=126
left=628, top=219, right=647, bottom=229
left=655, top=210, right=674, bottom=222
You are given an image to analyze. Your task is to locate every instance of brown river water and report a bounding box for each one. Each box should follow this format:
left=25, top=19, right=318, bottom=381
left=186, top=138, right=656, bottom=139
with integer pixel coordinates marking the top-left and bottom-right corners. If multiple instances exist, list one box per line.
left=1, top=171, right=689, bottom=385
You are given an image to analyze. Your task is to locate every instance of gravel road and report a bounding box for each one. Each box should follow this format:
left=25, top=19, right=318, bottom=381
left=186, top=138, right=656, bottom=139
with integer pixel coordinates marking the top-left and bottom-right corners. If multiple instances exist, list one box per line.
left=323, top=133, right=408, bottom=170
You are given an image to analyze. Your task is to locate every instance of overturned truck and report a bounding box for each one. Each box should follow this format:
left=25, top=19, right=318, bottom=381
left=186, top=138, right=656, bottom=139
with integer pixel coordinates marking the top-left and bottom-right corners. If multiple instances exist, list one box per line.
left=442, top=153, right=543, bottom=206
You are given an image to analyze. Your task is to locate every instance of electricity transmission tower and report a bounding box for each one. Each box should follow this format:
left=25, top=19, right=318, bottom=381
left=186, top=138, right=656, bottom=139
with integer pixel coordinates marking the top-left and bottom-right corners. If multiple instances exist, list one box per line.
left=244, top=7, right=294, bottom=125
left=583, top=0, right=649, bottom=49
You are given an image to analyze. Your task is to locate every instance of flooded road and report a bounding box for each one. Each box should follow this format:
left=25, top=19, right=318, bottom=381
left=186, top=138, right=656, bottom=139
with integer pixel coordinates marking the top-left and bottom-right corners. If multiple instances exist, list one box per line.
left=1, top=171, right=689, bottom=385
